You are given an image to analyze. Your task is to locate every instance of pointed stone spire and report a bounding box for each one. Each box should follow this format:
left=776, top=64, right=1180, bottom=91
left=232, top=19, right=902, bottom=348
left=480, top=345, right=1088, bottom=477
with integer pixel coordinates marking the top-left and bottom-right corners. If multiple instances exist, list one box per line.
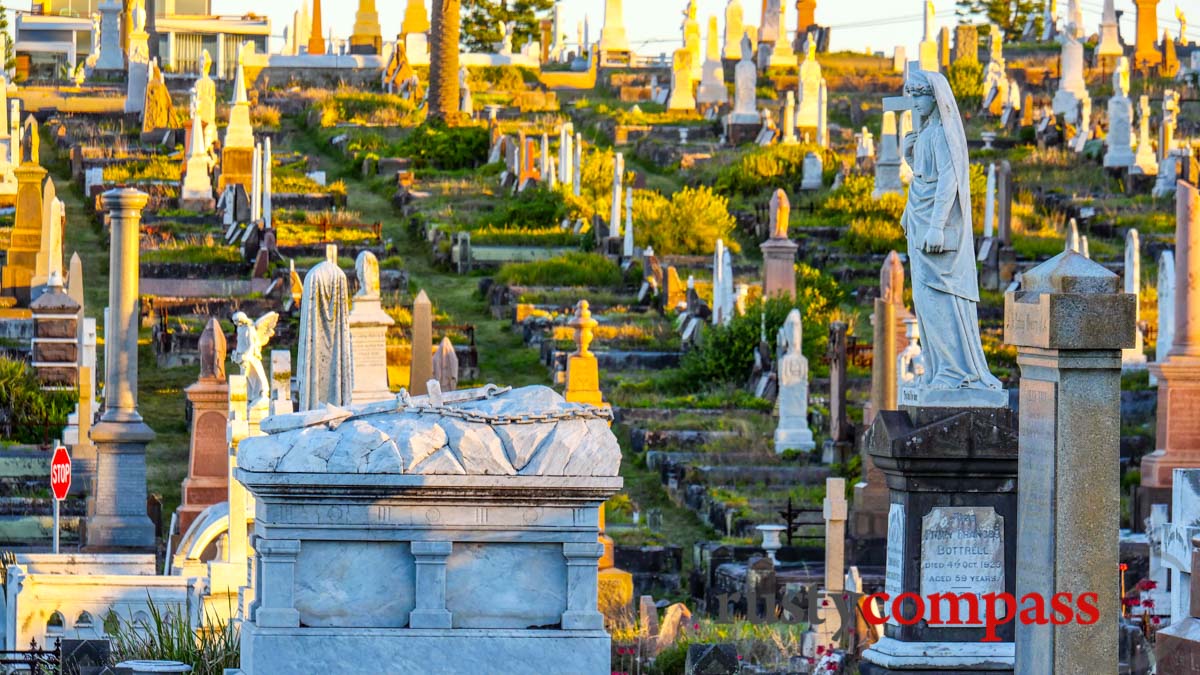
left=308, top=0, right=326, bottom=56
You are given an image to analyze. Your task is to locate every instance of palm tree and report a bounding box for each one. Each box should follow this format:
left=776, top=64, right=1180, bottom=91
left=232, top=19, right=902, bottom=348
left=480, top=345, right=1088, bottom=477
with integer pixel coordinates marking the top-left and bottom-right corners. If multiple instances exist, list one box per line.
left=428, top=0, right=462, bottom=123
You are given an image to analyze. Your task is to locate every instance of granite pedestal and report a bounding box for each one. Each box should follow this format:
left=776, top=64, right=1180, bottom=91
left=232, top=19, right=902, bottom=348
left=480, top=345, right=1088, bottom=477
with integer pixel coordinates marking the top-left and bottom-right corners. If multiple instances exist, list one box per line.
left=860, top=405, right=1018, bottom=674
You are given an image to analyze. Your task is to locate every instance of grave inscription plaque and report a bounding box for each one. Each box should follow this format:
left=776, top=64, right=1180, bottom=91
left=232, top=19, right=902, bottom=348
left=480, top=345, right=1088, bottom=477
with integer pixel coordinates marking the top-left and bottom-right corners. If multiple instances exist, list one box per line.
left=921, top=506, right=1005, bottom=625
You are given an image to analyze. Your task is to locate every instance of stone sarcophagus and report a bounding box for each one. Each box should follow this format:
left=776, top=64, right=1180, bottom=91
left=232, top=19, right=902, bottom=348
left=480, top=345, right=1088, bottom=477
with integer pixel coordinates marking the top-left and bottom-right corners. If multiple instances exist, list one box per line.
left=235, top=384, right=622, bottom=675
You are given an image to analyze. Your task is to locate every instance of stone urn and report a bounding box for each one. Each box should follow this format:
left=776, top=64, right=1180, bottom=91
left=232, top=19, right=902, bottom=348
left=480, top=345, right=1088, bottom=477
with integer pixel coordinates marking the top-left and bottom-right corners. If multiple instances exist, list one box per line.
left=756, top=524, right=786, bottom=563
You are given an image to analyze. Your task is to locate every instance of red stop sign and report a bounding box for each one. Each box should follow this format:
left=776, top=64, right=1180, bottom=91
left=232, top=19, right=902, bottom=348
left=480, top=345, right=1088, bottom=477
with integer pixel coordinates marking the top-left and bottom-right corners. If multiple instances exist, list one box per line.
left=50, top=446, right=71, bottom=501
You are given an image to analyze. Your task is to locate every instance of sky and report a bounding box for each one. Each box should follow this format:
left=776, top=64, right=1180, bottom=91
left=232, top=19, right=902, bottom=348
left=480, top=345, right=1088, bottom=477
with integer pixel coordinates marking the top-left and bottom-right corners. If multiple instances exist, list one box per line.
left=210, top=1, right=1198, bottom=55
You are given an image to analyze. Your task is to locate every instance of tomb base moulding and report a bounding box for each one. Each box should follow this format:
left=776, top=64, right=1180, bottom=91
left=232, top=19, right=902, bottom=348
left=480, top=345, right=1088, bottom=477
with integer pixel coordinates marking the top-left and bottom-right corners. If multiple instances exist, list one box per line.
left=860, top=405, right=1018, bottom=675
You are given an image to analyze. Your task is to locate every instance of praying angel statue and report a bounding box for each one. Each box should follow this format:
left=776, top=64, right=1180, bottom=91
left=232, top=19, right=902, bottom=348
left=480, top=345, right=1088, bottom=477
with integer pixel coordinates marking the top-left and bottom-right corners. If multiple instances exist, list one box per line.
left=232, top=311, right=279, bottom=406
left=899, top=69, right=1005, bottom=407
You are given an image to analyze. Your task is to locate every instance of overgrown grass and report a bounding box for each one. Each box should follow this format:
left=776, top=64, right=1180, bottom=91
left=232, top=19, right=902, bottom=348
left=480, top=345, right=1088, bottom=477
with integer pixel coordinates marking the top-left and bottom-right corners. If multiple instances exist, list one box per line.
left=102, top=156, right=182, bottom=183
left=495, top=252, right=624, bottom=288
left=109, top=598, right=239, bottom=675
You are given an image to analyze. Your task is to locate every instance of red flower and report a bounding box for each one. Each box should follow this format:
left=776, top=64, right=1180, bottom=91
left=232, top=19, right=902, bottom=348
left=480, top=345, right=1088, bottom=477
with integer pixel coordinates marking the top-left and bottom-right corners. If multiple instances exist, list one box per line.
left=1122, top=597, right=1138, bottom=608
left=693, top=623, right=700, bottom=630
left=1141, top=580, right=1159, bottom=590
left=817, top=645, right=826, bottom=655
left=1153, top=616, right=1162, bottom=625
left=737, top=655, right=743, bottom=661
left=1143, top=599, right=1155, bottom=608
left=826, top=664, right=838, bottom=671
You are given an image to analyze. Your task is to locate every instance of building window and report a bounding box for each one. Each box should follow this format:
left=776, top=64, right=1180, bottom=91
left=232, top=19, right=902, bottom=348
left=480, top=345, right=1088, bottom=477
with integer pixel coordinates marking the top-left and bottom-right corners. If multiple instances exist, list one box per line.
left=46, top=611, right=65, bottom=637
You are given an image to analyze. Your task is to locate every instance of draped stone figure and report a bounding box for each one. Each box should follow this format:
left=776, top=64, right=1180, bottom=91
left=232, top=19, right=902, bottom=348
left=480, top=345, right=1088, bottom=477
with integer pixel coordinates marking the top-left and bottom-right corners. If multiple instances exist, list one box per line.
left=298, top=258, right=355, bottom=410
left=899, top=69, right=1005, bottom=407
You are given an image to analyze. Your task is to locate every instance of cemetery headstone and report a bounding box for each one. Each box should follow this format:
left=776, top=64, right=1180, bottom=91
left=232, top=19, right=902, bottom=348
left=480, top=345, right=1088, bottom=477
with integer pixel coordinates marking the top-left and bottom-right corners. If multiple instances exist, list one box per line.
left=349, top=251, right=395, bottom=405
left=177, top=318, right=229, bottom=535
left=1142, top=181, right=1200, bottom=497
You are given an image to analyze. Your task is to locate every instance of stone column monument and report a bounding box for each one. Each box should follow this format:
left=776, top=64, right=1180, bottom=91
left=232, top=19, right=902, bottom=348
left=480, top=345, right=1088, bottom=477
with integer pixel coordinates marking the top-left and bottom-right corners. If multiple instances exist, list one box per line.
left=87, top=188, right=155, bottom=550
left=760, top=188, right=797, bottom=299
left=1097, top=0, right=1122, bottom=60
left=1104, top=58, right=1135, bottom=169
left=219, top=44, right=256, bottom=196
left=723, top=0, right=744, bottom=61
left=1142, top=180, right=1200, bottom=498
left=873, top=111, right=903, bottom=198
left=1005, top=251, right=1135, bottom=675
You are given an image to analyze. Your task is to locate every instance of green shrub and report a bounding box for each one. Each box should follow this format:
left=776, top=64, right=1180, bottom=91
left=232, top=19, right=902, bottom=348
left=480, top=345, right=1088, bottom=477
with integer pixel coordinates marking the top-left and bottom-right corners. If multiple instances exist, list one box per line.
left=635, top=186, right=739, bottom=256
left=946, top=59, right=984, bottom=111
left=817, top=174, right=905, bottom=225
left=562, top=148, right=617, bottom=223
left=481, top=186, right=566, bottom=229
left=711, top=143, right=838, bottom=198
left=395, top=121, right=489, bottom=170
left=495, top=252, right=623, bottom=287
left=840, top=217, right=906, bottom=253
left=649, top=643, right=687, bottom=675
left=680, top=266, right=844, bottom=385
left=0, top=357, right=76, bottom=444
left=142, top=244, right=242, bottom=265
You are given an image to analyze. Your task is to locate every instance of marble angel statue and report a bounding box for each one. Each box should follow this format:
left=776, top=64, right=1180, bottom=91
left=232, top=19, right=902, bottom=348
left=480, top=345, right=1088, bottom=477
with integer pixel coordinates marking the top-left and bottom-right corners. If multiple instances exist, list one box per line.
left=232, top=311, right=279, bottom=406
left=899, top=69, right=1005, bottom=406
